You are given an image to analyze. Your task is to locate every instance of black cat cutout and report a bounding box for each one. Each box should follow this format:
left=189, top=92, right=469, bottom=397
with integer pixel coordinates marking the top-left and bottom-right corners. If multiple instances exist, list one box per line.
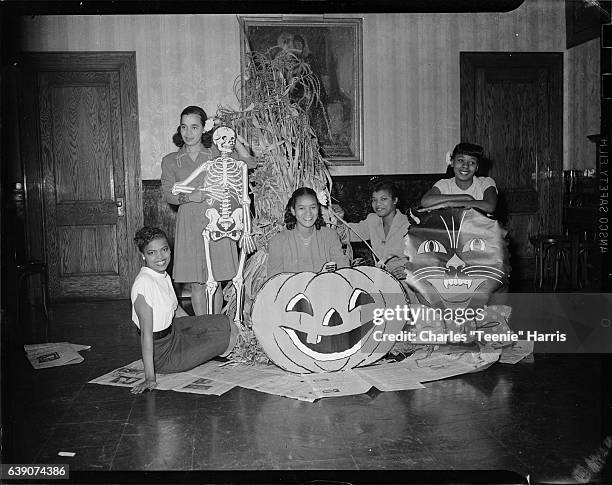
left=404, top=208, right=510, bottom=312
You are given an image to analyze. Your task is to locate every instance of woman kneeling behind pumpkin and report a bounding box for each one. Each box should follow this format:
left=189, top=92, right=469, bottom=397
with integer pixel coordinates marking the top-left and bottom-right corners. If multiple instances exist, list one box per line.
left=130, top=227, right=237, bottom=394
left=267, top=187, right=350, bottom=278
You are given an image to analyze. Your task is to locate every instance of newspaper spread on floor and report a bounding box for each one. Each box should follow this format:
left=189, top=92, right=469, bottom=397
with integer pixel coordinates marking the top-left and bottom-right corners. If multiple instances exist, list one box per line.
left=24, top=342, right=91, bottom=369
left=89, top=338, right=532, bottom=402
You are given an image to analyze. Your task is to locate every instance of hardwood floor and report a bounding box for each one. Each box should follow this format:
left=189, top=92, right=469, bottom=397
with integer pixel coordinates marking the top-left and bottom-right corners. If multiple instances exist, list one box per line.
left=1, top=299, right=609, bottom=484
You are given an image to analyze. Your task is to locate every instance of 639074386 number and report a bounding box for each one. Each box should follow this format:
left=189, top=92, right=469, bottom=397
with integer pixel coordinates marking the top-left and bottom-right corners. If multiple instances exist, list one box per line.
left=1, top=464, right=69, bottom=480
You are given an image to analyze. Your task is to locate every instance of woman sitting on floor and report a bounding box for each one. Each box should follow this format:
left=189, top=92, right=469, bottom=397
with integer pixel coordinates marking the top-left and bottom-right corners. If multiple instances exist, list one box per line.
left=130, top=227, right=237, bottom=394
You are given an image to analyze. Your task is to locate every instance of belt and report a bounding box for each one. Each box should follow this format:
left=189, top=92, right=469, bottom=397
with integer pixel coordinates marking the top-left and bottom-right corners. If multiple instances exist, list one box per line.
left=137, top=325, right=172, bottom=341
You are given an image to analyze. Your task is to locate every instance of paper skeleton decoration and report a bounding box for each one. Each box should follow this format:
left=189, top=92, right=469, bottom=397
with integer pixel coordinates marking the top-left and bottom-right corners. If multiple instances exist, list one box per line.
left=171, top=126, right=256, bottom=323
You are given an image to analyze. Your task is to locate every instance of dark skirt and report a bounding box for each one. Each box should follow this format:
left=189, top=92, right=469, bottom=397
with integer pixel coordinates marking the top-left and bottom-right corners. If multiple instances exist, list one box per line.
left=153, top=314, right=230, bottom=374
left=173, top=202, right=239, bottom=283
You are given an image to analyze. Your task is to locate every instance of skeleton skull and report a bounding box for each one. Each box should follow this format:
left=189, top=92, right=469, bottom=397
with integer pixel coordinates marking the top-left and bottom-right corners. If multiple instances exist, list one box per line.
left=213, top=126, right=236, bottom=154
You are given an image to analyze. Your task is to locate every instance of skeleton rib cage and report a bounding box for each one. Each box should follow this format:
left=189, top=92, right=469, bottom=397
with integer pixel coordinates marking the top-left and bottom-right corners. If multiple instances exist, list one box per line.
left=198, top=156, right=249, bottom=242
left=170, top=125, right=255, bottom=324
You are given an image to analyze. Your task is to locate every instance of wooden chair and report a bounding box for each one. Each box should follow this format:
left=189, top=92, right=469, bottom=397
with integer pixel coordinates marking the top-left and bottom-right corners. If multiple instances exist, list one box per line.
left=529, top=234, right=571, bottom=291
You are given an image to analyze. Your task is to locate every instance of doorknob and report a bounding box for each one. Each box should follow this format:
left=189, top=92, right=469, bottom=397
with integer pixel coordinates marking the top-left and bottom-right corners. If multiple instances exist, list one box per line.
left=116, top=197, right=125, bottom=217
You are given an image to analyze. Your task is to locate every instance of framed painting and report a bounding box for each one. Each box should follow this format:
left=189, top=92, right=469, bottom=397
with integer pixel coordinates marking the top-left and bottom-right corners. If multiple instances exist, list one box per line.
left=239, top=16, right=363, bottom=166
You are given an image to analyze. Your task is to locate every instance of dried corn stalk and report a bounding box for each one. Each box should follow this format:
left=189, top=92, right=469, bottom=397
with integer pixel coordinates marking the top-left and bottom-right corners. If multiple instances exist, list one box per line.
left=216, top=49, right=333, bottom=364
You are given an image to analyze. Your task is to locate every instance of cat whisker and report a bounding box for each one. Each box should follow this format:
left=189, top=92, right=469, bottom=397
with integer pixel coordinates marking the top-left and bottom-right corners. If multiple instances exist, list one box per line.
left=464, top=269, right=507, bottom=277
left=465, top=265, right=505, bottom=274
left=411, top=272, right=447, bottom=280
left=464, top=274, right=504, bottom=284
left=412, top=268, right=447, bottom=276
left=413, top=266, right=448, bottom=272
left=412, top=274, right=445, bottom=283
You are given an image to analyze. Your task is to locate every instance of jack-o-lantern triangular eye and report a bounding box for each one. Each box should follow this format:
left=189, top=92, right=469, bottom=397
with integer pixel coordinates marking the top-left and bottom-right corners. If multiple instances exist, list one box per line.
left=348, top=288, right=375, bottom=311
left=322, top=308, right=343, bottom=327
left=285, top=293, right=314, bottom=316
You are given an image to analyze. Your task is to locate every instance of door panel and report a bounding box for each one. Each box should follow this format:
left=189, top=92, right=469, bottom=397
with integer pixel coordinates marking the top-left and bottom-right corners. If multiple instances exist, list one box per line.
left=39, top=70, right=128, bottom=299
left=19, top=52, right=142, bottom=301
left=59, top=225, right=119, bottom=275
left=461, top=53, right=563, bottom=282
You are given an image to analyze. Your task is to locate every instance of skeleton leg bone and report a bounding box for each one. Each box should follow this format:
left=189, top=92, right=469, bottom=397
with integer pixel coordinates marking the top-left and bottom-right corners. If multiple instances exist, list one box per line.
left=231, top=245, right=248, bottom=325
left=202, top=229, right=219, bottom=315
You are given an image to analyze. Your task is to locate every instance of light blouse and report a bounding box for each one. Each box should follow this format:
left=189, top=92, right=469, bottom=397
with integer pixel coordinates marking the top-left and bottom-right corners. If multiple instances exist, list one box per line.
left=131, top=267, right=178, bottom=332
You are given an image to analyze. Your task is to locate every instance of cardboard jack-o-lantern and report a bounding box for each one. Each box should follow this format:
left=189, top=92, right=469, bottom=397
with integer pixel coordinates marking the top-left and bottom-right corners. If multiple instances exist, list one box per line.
left=252, top=266, right=409, bottom=373
left=404, top=207, right=510, bottom=312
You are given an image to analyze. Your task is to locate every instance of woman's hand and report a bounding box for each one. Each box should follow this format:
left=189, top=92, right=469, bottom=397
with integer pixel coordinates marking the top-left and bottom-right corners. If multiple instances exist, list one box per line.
left=422, top=198, right=475, bottom=211
left=131, top=379, right=157, bottom=394
left=389, top=265, right=408, bottom=280
left=188, top=189, right=209, bottom=203
left=384, top=255, right=409, bottom=280
left=171, top=183, right=195, bottom=195
left=133, top=294, right=157, bottom=396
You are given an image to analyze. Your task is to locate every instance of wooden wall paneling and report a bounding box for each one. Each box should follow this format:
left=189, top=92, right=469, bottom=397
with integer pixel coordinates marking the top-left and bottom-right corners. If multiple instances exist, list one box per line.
left=18, top=69, right=45, bottom=264
left=142, top=180, right=178, bottom=247
left=567, top=39, right=600, bottom=169
left=460, top=54, right=475, bottom=148
left=37, top=71, right=60, bottom=294
left=546, top=53, right=564, bottom=235
left=117, top=56, right=142, bottom=295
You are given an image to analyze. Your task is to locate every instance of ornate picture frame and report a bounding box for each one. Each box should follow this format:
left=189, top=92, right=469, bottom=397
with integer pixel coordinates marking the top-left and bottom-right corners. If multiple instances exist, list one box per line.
left=239, top=16, right=364, bottom=166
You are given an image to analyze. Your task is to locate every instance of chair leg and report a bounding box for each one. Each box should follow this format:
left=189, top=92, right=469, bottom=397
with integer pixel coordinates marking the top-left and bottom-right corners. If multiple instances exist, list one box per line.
left=532, top=246, right=539, bottom=289
left=538, top=240, right=545, bottom=289
left=553, top=247, right=570, bottom=292
left=553, top=248, right=561, bottom=292
left=578, top=248, right=589, bottom=289
left=40, top=268, right=49, bottom=320
left=543, top=244, right=554, bottom=289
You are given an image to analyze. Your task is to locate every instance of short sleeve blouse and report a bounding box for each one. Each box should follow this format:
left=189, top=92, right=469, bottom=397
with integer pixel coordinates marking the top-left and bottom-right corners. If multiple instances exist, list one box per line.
left=131, top=267, right=178, bottom=332
left=433, top=176, right=497, bottom=200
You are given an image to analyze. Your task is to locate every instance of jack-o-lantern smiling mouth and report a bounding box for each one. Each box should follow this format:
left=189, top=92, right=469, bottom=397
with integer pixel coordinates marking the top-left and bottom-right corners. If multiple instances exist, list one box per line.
left=280, top=321, right=375, bottom=361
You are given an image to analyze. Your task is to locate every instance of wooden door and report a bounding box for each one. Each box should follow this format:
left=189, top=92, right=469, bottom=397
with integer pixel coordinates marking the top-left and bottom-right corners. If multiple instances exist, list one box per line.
left=19, top=53, right=142, bottom=300
left=461, top=53, right=563, bottom=283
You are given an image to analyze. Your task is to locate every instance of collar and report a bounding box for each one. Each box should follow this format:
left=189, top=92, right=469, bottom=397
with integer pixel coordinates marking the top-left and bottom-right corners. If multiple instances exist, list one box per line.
left=141, top=266, right=169, bottom=279
left=453, top=177, right=476, bottom=191
left=377, top=210, right=409, bottom=233
left=176, top=145, right=212, bottom=161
